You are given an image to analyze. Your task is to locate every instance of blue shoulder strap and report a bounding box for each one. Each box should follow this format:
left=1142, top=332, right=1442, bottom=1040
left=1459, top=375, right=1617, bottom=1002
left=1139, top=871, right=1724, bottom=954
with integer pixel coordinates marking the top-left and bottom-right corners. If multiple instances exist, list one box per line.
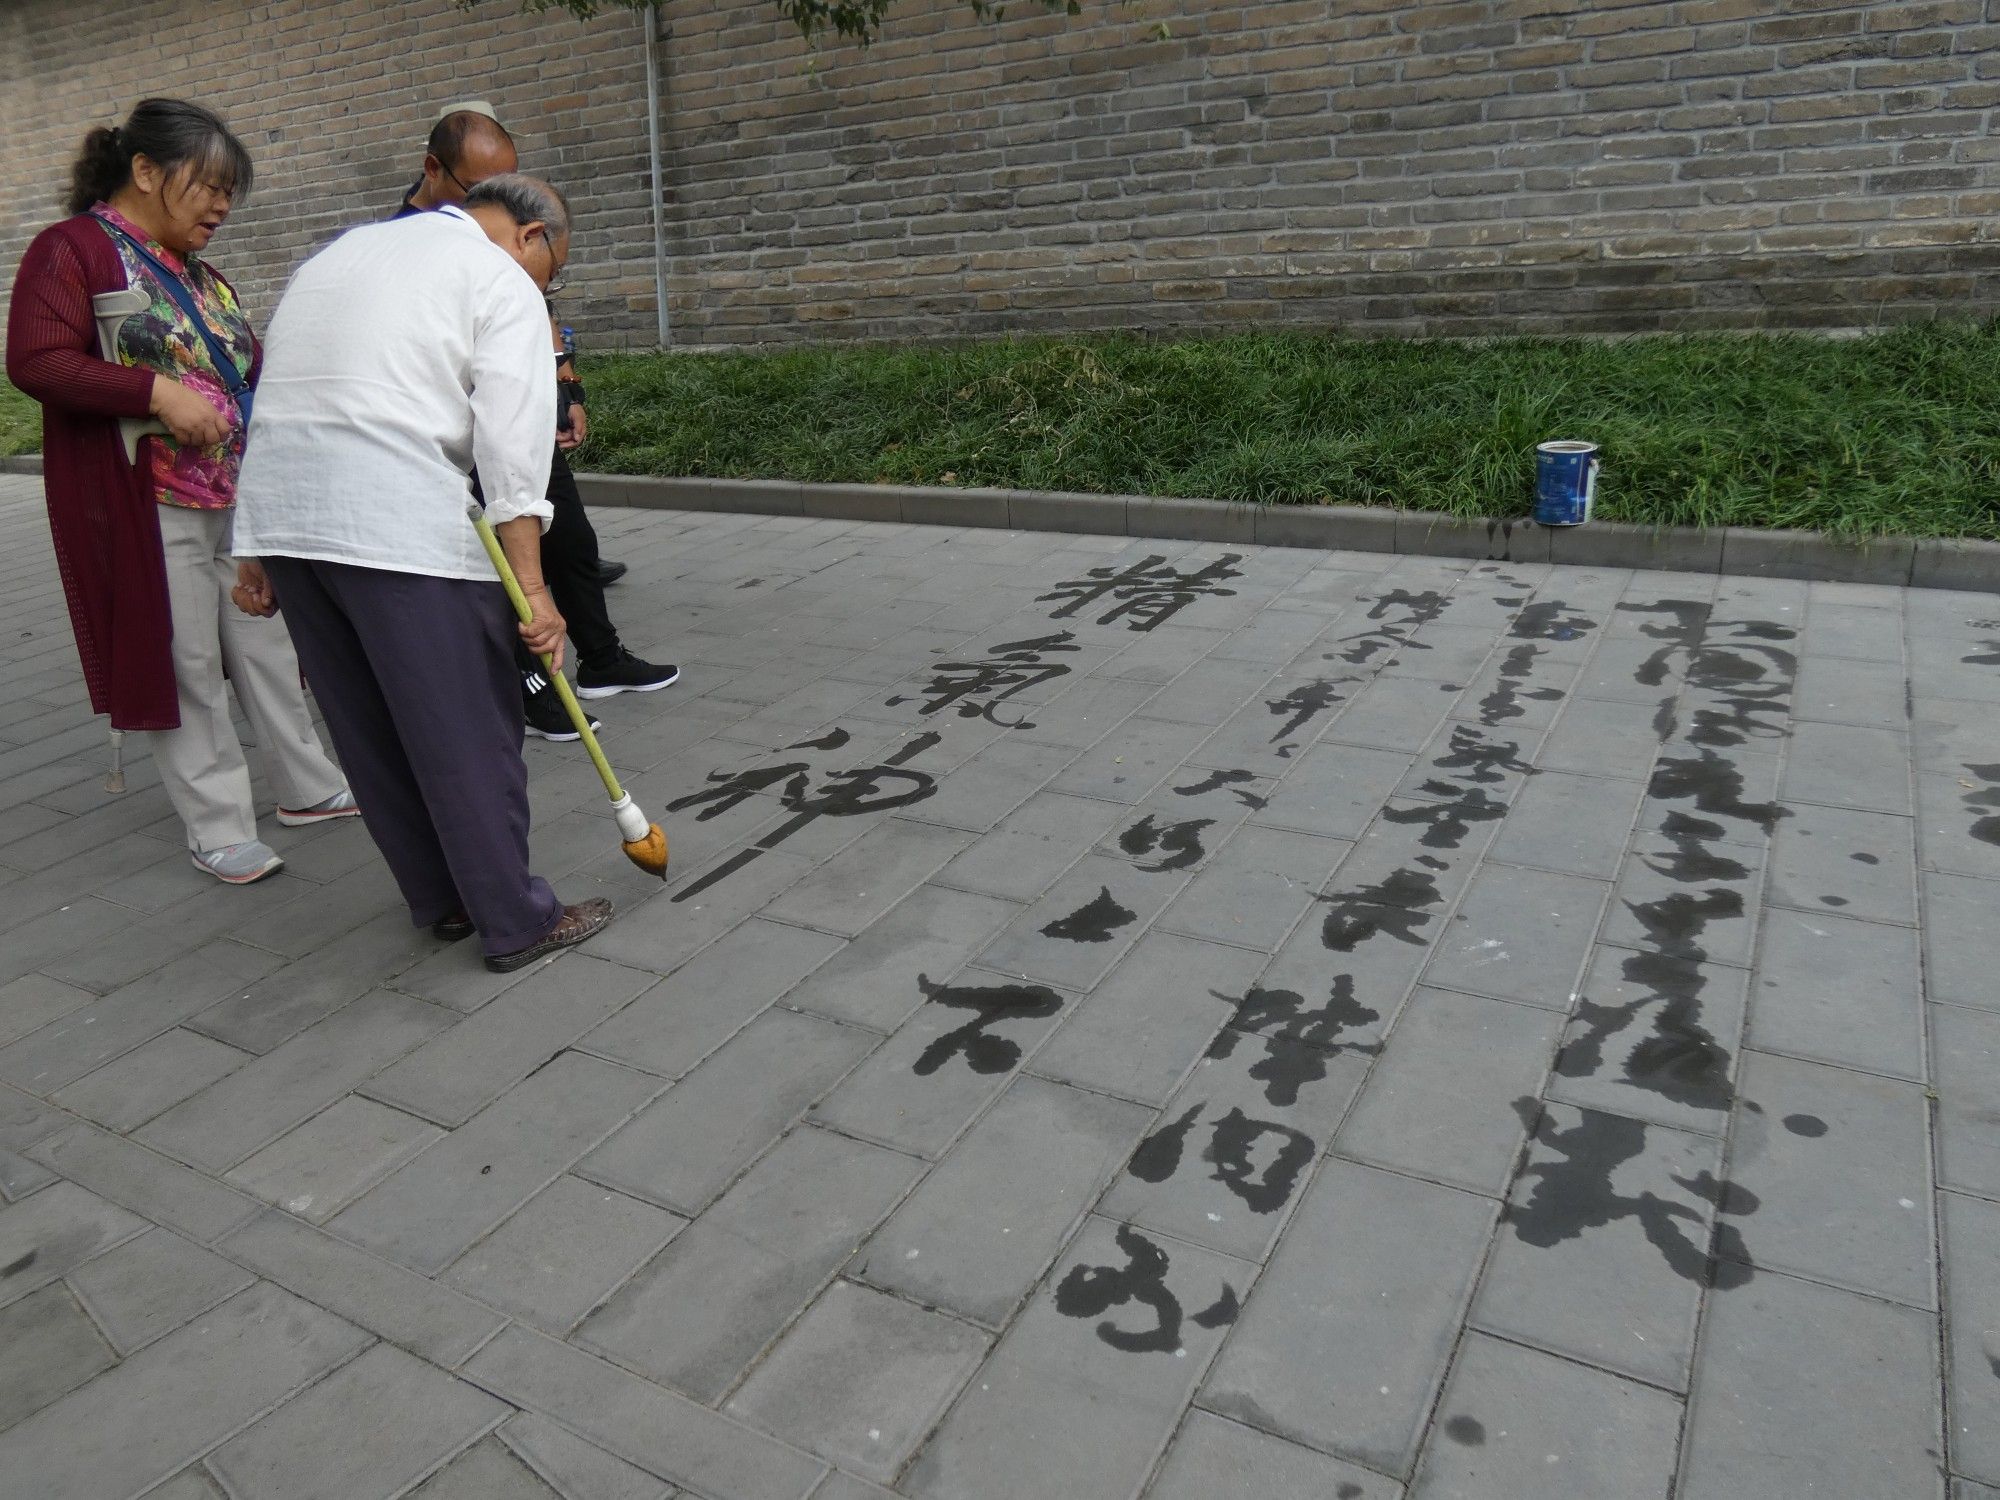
left=103, top=221, right=250, bottom=403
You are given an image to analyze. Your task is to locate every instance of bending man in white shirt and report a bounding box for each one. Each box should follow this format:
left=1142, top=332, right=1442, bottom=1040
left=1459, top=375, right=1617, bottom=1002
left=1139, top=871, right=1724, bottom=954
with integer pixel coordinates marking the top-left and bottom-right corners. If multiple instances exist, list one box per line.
left=232, top=174, right=612, bottom=973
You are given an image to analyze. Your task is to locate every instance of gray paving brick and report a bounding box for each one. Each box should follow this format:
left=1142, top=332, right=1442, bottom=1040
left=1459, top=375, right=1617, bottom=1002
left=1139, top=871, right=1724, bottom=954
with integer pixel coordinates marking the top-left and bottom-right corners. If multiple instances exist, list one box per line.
left=1750, top=908, right=1925, bottom=1080
left=466, top=1325, right=826, bottom=1500
left=1201, top=1158, right=1495, bottom=1473
left=189, top=912, right=433, bottom=1055
left=1956, top=1481, right=2000, bottom=1500
left=582, top=919, right=846, bottom=1078
left=900, top=737, right=1080, bottom=834
left=499, top=1412, right=676, bottom=1500
left=581, top=1125, right=920, bottom=1403
left=209, top=1340, right=506, bottom=1500
left=0, top=1282, right=368, bottom=1500
left=332, top=1052, right=663, bottom=1272
left=1942, top=1190, right=2000, bottom=1487
left=0, top=1146, right=53, bottom=1202
left=0, top=1179, right=146, bottom=1309
left=976, top=855, right=1192, bottom=991
left=1093, top=772, right=1273, bottom=875
left=1211, top=607, right=1338, bottom=666
left=727, top=1279, right=989, bottom=1484
left=1533, top=697, right=1667, bottom=780
left=587, top=850, right=819, bottom=976
left=1006, top=675, right=1158, bottom=749
left=27, top=1123, right=262, bottom=1245
left=218, top=1209, right=505, bottom=1369
left=1488, top=771, right=1646, bottom=879
left=1930, top=1003, right=2000, bottom=1200
left=1766, top=803, right=1918, bottom=926
left=0, top=940, right=282, bottom=1094
left=1680, top=1269, right=1940, bottom=1500
left=931, top=791, right=1123, bottom=902
left=1249, top=743, right=1412, bottom=842
left=907, top=1215, right=1252, bottom=1500
left=444, top=1175, right=683, bottom=1335
left=1471, top=1103, right=1723, bottom=1390
left=1729, top=1049, right=1935, bottom=1308
left=763, top=820, right=975, bottom=937
left=1782, top=721, right=1913, bottom=816
left=783, top=885, right=1022, bottom=1032
left=369, top=955, right=656, bottom=1128
left=1794, top=655, right=1907, bottom=729
left=1141, top=657, right=1280, bottom=727
left=583, top=1009, right=874, bottom=1212
left=1917, top=770, right=2000, bottom=882
left=0, top=973, right=91, bottom=1049
left=853, top=1075, right=1152, bottom=1327
left=1913, top=700, right=2000, bottom=776
left=0, top=897, right=142, bottom=988
left=0, top=1283, right=114, bottom=1431
left=225, top=1095, right=444, bottom=1222
left=1410, top=1332, right=1682, bottom=1500
left=226, top=863, right=404, bottom=960
left=1336, top=988, right=1563, bottom=1197
left=412, top=1435, right=564, bottom=1500
left=1154, top=824, right=1349, bottom=953
left=1422, top=866, right=1608, bottom=1010
left=65, top=1226, right=253, bottom=1355
left=50, top=1027, right=250, bottom=1133
left=1049, top=717, right=1218, bottom=803
left=34, top=914, right=207, bottom=997
left=139, top=989, right=453, bottom=1173
left=1146, top=1410, right=1399, bottom=1500
left=1800, top=599, right=1904, bottom=661
left=1030, top=933, right=1260, bottom=1104
left=810, top=1475, right=898, bottom=1500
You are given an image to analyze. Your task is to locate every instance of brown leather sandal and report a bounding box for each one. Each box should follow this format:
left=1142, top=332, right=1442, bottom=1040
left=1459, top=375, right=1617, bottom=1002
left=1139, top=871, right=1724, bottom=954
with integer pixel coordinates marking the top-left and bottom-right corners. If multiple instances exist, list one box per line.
left=484, top=898, right=614, bottom=973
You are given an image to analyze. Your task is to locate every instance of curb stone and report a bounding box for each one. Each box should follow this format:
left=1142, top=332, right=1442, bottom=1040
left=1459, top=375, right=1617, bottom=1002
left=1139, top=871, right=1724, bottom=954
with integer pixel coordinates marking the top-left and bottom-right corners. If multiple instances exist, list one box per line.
left=571, top=473, right=2000, bottom=593
left=9, top=454, right=1986, bottom=592
left=576, top=474, right=2000, bottom=593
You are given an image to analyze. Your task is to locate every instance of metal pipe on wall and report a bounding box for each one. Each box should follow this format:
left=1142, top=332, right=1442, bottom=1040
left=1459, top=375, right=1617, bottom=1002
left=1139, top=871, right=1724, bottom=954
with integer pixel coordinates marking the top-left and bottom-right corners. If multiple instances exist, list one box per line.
left=642, top=3, right=671, bottom=348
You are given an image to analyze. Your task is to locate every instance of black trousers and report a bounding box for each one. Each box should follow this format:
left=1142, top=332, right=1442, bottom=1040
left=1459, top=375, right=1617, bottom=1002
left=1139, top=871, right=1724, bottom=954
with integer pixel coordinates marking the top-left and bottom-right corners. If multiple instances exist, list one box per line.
left=265, top=557, right=562, bottom=957
left=516, top=448, right=620, bottom=677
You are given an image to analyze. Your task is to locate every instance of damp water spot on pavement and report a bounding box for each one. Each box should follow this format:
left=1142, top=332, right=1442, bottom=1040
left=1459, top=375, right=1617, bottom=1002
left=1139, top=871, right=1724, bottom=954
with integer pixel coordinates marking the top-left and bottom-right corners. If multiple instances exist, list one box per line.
left=1444, top=1415, right=1487, bottom=1446
left=1782, top=1113, right=1828, bottom=1137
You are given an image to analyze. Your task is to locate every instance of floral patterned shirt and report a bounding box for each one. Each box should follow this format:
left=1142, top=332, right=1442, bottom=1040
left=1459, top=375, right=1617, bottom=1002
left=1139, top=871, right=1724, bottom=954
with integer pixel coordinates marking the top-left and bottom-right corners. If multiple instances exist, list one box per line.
left=91, top=203, right=255, bottom=509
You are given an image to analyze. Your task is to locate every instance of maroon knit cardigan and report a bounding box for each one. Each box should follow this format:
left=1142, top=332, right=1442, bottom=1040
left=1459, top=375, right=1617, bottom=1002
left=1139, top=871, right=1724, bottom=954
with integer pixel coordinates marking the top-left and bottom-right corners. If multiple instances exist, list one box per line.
left=6, top=214, right=261, bottom=731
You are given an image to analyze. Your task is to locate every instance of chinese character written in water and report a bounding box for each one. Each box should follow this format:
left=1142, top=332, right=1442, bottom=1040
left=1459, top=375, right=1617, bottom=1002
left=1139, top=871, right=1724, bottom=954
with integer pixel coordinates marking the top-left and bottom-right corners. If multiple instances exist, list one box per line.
left=666, top=728, right=940, bottom=902
left=1054, top=1223, right=1239, bottom=1354
left=1038, top=553, right=1244, bottom=632
left=885, top=631, right=1080, bottom=729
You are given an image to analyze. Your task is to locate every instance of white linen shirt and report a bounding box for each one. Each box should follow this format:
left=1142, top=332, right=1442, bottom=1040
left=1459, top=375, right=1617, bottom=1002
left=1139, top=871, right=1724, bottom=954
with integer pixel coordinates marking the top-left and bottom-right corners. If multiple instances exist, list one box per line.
left=234, top=205, right=555, bottom=581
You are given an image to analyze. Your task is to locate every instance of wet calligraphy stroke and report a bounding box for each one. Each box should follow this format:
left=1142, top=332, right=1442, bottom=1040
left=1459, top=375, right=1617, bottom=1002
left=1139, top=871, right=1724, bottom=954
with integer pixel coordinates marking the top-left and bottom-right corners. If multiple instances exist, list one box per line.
left=1038, top=554, right=1244, bottom=632
left=665, top=728, right=941, bottom=902
left=885, top=631, right=1080, bottom=729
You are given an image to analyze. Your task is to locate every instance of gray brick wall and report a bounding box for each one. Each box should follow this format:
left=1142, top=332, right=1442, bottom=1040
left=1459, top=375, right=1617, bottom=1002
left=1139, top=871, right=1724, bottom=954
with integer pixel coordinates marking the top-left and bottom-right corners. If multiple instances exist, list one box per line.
left=2, top=0, right=1997, bottom=350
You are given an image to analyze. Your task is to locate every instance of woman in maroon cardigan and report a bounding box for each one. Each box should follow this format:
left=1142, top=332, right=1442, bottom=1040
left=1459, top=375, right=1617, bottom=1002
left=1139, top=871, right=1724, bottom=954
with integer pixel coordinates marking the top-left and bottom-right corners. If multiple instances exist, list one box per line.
left=6, top=99, right=354, bottom=884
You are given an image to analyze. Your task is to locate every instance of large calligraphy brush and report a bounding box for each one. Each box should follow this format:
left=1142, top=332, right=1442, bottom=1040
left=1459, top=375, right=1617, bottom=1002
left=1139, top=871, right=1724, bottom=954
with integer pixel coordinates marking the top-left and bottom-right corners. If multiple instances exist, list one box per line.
left=467, top=503, right=669, bottom=878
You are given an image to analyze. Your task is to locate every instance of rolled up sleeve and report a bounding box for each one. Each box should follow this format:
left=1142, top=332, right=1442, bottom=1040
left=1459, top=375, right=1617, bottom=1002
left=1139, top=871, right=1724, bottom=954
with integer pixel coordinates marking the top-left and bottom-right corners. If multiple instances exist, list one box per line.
left=468, top=271, right=556, bottom=529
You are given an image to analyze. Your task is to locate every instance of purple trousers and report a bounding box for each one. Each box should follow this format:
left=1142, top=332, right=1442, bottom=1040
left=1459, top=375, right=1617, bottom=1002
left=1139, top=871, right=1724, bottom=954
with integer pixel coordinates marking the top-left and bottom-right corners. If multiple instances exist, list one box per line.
left=262, top=556, right=562, bottom=958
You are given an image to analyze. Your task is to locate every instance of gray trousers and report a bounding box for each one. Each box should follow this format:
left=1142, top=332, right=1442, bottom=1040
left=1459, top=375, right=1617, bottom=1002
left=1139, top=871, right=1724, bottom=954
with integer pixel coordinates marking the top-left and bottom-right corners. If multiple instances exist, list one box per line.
left=261, top=555, right=561, bottom=958
left=154, top=505, right=346, bottom=852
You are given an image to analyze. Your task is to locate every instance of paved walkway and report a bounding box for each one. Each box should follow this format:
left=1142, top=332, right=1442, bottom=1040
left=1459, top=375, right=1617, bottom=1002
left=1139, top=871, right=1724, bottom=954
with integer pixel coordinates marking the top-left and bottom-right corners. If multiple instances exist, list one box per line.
left=0, top=471, right=1993, bottom=1500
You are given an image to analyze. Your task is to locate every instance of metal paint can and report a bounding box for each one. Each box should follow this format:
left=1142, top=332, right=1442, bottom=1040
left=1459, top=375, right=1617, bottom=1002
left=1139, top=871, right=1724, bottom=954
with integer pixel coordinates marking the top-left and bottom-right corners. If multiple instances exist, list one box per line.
left=1534, top=440, right=1599, bottom=527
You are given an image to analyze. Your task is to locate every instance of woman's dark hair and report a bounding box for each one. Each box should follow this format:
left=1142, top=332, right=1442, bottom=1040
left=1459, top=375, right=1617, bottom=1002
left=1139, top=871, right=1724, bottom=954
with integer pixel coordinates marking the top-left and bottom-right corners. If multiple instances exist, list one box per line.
left=66, top=98, right=253, bottom=216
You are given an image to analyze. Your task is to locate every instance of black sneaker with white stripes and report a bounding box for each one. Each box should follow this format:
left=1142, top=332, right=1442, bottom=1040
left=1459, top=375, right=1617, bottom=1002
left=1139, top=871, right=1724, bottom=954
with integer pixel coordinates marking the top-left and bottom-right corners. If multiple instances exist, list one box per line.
left=575, top=649, right=680, bottom=700
left=521, top=670, right=600, bottom=743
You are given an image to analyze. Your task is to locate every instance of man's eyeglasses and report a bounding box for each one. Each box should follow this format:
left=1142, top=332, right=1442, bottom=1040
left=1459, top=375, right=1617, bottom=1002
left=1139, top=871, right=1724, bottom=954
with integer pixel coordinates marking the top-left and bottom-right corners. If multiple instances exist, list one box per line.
left=537, top=230, right=568, bottom=295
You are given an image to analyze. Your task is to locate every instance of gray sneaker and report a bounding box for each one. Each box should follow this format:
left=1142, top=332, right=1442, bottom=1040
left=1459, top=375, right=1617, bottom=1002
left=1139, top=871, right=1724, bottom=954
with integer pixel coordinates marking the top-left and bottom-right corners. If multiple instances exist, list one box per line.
left=192, top=841, right=285, bottom=885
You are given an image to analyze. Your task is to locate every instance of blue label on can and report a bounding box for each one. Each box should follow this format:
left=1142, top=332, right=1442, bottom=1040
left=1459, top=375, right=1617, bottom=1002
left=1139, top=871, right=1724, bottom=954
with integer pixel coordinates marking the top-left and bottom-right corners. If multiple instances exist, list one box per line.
left=1535, top=441, right=1598, bottom=527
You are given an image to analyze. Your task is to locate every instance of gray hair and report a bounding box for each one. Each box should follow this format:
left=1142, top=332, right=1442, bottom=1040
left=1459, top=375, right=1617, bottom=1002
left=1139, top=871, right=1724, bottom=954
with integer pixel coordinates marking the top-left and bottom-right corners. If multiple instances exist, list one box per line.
left=462, top=173, right=569, bottom=240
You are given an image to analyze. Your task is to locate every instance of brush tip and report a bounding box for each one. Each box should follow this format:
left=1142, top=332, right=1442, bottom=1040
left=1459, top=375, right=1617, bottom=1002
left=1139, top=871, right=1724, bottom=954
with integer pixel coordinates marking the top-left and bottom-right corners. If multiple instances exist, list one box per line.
left=622, top=825, right=669, bottom=879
